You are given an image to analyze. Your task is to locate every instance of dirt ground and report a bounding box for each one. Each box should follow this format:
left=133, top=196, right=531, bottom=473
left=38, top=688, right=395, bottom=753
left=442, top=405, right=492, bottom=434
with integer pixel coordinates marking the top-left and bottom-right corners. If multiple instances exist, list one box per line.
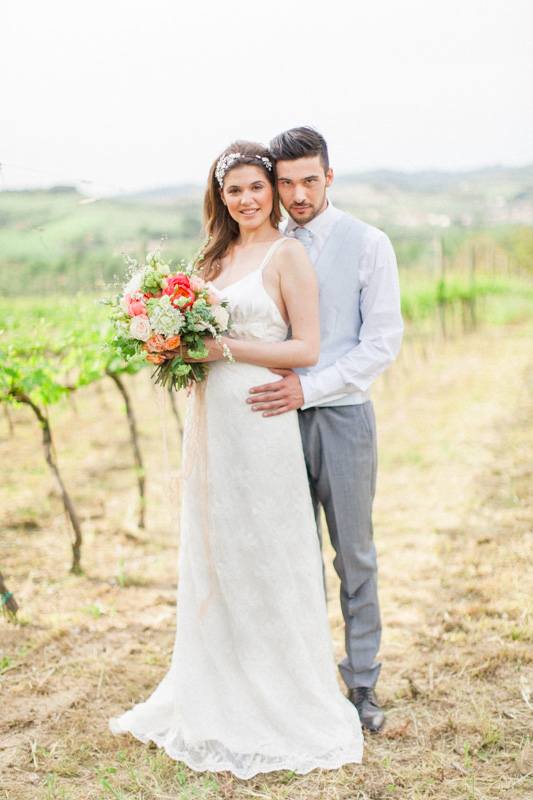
left=1, top=319, right=533, bottom=800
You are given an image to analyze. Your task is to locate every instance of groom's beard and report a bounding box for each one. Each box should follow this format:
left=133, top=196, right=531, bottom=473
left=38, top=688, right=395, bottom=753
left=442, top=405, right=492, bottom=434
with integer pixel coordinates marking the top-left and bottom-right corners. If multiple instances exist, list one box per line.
left=286, top=192, right=327, bottom=226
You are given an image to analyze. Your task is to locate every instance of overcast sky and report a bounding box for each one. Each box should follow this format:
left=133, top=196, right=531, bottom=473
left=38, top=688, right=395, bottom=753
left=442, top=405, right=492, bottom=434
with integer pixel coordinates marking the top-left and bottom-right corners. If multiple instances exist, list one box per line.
left=2, top=0, right=532, bottom=195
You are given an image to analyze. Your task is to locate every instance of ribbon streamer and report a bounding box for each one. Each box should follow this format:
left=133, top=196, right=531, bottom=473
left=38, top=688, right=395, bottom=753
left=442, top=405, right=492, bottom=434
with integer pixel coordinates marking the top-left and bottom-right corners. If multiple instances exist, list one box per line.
left=158, top=380, right=214, bottom=621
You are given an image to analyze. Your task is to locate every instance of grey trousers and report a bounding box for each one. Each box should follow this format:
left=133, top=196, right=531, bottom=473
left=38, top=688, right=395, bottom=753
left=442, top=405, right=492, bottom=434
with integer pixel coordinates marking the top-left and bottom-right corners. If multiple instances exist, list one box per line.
left=298, top=402, right=381, bottom=689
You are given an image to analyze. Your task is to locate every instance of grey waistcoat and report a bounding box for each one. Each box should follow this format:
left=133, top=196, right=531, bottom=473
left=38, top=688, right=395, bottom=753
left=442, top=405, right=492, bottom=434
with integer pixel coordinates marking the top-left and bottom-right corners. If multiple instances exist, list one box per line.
left=296, top=212, right=368, bottom=407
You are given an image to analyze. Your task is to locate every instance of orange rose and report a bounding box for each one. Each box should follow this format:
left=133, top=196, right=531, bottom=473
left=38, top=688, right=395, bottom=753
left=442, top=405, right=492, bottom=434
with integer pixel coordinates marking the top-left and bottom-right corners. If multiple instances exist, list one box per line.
left=144, top=334, right=167, bottom=353
left=165, top=334, right=181, bottom=350
left=146, top=353, right=165, bottom=364
left=125, top=293, right=146, bottom=317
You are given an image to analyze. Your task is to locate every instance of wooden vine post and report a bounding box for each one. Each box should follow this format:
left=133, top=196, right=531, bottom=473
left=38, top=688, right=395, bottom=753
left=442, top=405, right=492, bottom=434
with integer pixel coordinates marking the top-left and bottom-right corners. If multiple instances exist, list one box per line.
left=469, top=243, right=477, bottom=330
left=2, top=403, right=14, bottom=436
left=0, top=571, right=18, bottom=621
left=10, top=390, right=83, bottom=574
left=434, top=237, right=447, bottom=338
left=106, top=369, right=146, bottom=528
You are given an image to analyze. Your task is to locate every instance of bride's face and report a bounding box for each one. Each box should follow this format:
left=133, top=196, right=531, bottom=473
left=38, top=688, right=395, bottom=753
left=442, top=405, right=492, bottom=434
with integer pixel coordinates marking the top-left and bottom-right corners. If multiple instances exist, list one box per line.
left=221, top=165, right=274, bottom=231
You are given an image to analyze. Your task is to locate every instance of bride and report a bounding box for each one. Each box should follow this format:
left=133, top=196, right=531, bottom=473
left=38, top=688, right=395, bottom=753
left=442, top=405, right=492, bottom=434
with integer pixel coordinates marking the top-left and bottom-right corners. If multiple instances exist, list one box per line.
left=110, top=141, right=363, bottom=778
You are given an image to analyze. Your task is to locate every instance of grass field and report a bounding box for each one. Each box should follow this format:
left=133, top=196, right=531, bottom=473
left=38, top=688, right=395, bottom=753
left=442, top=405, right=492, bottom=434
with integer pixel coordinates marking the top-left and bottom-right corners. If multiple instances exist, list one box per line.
left=0, top=189, right=202, bottom=296
left=1, top=311, right=533, bottom=799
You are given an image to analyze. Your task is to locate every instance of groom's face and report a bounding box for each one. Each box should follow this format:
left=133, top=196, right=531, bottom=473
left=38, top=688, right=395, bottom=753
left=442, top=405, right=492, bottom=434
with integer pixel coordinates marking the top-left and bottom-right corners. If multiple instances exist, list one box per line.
left=276, top=156, right=333, bottom=225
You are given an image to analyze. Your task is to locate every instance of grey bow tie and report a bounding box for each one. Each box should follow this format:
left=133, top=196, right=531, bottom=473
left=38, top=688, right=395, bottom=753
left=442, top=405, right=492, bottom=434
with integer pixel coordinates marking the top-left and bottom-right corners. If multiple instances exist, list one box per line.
left=291, top=226, right=313, bottom=252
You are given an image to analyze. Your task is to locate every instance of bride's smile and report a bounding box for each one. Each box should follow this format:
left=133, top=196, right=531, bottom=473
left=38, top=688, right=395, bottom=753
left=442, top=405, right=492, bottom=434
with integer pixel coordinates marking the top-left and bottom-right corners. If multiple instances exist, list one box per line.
left=222, top=164, right=274, bottom=232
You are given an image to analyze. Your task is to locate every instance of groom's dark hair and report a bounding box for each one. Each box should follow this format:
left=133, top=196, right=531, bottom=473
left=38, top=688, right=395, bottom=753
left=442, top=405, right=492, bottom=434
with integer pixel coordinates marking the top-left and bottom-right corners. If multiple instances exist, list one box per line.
left=269, top=127, right=329, bottom=173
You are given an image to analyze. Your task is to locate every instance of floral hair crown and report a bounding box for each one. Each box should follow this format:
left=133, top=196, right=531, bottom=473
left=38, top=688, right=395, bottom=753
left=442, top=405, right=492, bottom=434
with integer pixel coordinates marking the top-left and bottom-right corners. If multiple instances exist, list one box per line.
left=215, top=152, right=273, bottom=188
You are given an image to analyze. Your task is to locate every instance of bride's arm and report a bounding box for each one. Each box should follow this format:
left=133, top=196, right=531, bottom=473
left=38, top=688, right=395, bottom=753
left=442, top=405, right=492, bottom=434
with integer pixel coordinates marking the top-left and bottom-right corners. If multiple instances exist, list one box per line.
left=198, top=240, right=319, bottom=368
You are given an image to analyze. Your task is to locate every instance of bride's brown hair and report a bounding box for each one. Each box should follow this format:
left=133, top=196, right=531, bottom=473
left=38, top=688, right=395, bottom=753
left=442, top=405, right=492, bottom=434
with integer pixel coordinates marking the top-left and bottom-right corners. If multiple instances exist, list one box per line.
left=199, top=141, right=281, bottom=281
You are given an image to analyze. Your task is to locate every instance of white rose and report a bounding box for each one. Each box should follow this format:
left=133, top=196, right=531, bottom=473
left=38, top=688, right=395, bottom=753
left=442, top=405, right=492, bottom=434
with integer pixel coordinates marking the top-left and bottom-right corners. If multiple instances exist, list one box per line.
left=129, top=316, right=152, bottom=341
left=212, top=304, right=230, bottom=331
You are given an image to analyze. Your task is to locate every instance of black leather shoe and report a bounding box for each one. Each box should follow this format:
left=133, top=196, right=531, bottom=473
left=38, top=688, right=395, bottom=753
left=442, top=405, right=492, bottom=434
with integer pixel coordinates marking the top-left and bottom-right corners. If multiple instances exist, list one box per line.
left=348, top=687, right=386, bottom=733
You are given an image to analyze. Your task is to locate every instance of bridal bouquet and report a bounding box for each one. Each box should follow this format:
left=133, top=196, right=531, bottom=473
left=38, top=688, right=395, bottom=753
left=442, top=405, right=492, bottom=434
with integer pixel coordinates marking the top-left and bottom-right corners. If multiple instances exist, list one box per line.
left=103, top=245, right=233, bottom=391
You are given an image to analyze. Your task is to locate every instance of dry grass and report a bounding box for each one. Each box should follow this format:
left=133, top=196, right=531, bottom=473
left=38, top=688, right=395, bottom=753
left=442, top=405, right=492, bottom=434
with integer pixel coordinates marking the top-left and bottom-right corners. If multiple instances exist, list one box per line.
left=1, top=320, right=533, bottom=800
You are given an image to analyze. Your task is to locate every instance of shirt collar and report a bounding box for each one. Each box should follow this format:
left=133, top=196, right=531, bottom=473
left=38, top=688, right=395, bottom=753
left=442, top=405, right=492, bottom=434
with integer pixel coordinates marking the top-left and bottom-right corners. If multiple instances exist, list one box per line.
left=285, top=198, right=335, bottom=234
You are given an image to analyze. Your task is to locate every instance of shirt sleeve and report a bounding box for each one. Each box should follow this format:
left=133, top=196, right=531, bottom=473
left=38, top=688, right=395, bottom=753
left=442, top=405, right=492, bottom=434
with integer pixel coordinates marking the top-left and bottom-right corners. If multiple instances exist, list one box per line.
left=300, top=230, right=404, bottom=406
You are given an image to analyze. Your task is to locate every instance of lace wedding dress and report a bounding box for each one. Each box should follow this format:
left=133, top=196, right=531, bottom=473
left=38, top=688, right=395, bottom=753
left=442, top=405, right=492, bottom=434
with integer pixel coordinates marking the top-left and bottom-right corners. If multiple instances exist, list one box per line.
left=110, top=239, right=363, bottom=778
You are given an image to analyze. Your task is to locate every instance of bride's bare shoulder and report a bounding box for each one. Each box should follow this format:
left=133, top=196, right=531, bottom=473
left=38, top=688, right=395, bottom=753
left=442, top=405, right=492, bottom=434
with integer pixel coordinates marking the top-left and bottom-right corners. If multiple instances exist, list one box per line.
left=270, top=237, right=316, bottom=292
left=276, top=236, right=301, bottom=251
left=272, top=236, right=309, bottom=262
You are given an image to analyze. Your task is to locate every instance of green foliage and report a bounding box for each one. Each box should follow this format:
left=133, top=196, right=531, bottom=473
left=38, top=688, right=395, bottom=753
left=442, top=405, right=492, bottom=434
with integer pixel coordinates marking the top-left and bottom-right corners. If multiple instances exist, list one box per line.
left=0, top=296, right=144, bottom=408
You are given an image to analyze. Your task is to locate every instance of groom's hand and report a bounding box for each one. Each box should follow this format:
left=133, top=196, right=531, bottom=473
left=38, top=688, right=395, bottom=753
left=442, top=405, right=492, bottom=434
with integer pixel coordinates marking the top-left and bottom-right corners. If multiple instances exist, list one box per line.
left=247, top=368, right=304, bottom=416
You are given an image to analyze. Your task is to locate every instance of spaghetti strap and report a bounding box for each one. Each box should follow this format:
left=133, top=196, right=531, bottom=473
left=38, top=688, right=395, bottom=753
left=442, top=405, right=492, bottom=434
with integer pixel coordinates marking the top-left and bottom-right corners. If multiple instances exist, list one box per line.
left=258, top=238, right=287, bottom=272
left=211, top=238, right=289, bottom=294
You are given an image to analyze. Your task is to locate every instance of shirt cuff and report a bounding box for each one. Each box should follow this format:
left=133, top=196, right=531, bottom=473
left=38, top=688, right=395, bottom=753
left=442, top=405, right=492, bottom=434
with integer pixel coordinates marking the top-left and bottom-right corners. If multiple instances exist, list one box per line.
left=300, top=364, right=346, bottom=406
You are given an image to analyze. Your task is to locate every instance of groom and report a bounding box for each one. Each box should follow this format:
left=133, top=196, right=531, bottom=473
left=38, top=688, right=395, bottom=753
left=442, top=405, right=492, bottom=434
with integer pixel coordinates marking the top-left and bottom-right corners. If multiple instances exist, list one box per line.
left=247, top=127, right=403, bottom=732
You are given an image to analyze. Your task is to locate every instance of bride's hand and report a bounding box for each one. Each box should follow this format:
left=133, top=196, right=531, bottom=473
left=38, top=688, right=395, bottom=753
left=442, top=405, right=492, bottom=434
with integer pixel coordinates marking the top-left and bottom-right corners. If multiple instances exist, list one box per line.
left=159, top=338, right=225, bottom=362
left=160, top=348, right=182, bottom=361
left=183, top=337, right=224, bottom=363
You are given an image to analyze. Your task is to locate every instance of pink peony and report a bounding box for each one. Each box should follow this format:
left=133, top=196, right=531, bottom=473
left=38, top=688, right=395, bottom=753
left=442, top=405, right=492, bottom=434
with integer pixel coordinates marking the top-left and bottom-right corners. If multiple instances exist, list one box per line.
left=163, top=273, right=196, bottom=310
left=171, top=286, right=196, bottom=309
left=163, top=274, right=190, bottom=295
left=125, top=293, right=146, bottom=317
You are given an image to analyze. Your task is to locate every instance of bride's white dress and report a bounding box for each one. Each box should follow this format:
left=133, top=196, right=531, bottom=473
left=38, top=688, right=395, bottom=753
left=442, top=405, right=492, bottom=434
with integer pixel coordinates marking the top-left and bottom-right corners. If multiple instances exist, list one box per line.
left=110, top=239, right=363, bottom=778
